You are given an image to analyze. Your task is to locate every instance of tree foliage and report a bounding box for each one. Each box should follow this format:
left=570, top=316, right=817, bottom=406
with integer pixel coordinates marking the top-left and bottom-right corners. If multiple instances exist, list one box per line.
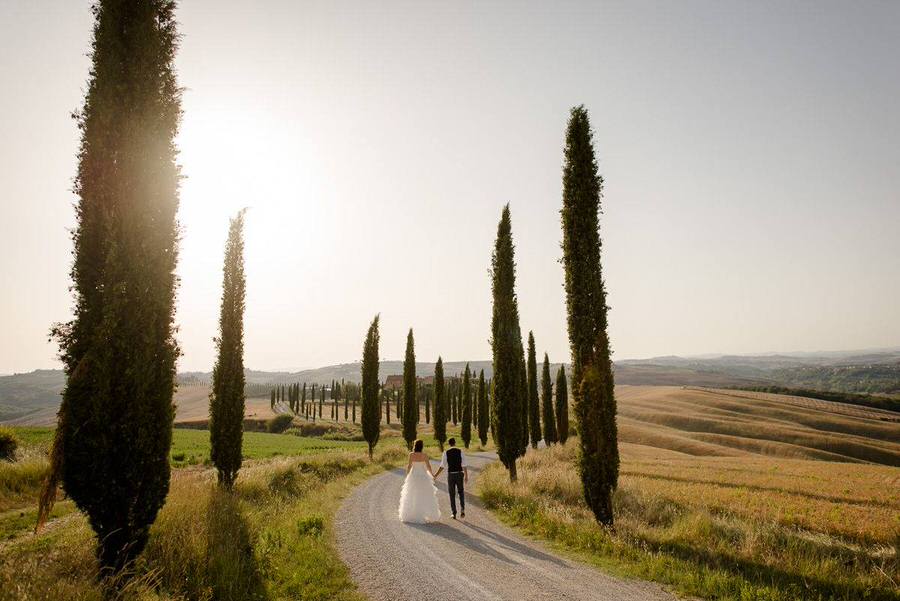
left=361, top=315, right=381, bottom=459
left=433, top=358, right=447, bottom=450
left=556, top=365, right=569, bottom=444
left=477, top=369, right=488, bottom=446
left=561, top=105, right=618, bottom=525
left=461, top=363, right=473, bottom=448
left=527, top=332, right=541, bottom=448
left=210, top=210, right=247, bottom=489
left=402, top=329, right=417, bottom=448
left=39, top=0, right=182, bottom=574
left=490, top=205, right=526, bottom=481
left=541, top=353, right=558, bottom=445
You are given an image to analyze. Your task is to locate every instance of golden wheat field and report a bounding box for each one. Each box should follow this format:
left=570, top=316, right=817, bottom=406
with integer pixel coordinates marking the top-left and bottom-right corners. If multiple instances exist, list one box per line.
left=480, top=385, right=900, bottom=601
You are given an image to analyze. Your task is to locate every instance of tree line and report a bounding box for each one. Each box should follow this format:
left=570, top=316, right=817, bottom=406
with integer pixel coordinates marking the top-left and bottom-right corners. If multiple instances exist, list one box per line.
left=37, top=0, right=618, bottom=579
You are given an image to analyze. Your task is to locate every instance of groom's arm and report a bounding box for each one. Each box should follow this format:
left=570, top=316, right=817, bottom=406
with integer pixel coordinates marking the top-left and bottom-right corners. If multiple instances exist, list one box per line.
left=433, top=451, right=446, bottom=478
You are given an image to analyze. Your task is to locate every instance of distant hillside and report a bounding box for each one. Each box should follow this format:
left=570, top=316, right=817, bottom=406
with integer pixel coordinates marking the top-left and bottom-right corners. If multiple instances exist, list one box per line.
left=2, top=347, right=898, bottom=425
left=618, top=386, right=900, bottom=466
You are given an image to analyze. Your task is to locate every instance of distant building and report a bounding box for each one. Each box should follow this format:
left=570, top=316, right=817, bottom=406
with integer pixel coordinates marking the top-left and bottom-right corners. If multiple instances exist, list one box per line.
left=383, top=375, right=404, bottom=390
left=383, top=375, right=435, bottom=389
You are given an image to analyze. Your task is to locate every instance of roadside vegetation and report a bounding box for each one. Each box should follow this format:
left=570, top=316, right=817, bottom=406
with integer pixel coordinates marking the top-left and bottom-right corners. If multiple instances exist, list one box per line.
left=479, top=440, right=900, bottom=601
left=0, top=422, right=481, bottom=599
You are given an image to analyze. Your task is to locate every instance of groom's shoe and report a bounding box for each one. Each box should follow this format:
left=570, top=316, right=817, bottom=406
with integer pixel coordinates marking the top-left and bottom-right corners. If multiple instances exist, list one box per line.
left=460, top=511, right=465, bottom=519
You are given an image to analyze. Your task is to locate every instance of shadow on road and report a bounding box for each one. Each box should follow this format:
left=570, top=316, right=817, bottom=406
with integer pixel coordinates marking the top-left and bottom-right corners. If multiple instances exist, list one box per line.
left=458, top=520, right=568, bottom=567
left=406, top=521, right=518, bottom=565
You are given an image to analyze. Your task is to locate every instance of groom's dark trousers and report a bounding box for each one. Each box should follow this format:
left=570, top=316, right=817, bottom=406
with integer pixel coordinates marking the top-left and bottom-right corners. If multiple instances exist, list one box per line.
left=448, top=472, right=465, bottom=516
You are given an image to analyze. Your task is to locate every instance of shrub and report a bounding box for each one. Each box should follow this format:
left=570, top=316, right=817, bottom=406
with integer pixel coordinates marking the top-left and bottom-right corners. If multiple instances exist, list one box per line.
left=296, top=515, right=324, bottom=537
left=266, top=414, right=294, bottom=434
left=0, top=427, right=18, bottom=462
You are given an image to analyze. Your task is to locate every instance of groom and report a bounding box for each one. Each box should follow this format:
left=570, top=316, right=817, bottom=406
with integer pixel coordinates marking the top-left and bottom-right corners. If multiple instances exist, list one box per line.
left=433, top=438, right=468, bottom=519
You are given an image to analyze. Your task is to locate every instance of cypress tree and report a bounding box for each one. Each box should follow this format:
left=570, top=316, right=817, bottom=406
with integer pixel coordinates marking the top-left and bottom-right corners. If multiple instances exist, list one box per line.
left=461, top=364, right=472, bottom=448
left=301, top=382, right=307, bottom=413
left=518, top=351, right=529, bottom=452
left=342, top=379, right=348, bottom=420
left=556, top=365, right=569, bottom=444
left=561, top=105, right=618, bottom=525
left=270, top=388, right=275, bottom=410
left=402, top=329, right=417, bottom=449
left=424, top=385, right=431, bottom=424
left=541, top=353, right=558, bottom=445
left=361, top=316, right=381, bottom=458
left=209, top=211, right=247, bottom=489
left=489, top=205, right=526, bottom=481
left=319, top=385, right=325, bottom=419
left=433, top=358, right=447, bottom=450
left=39, top=0, right=182, bottom=573
left=477, top=369, right=488, bottom=446
left=527, top=332, right=541, bottom=448
left=452, top=382, right=458, bottom=425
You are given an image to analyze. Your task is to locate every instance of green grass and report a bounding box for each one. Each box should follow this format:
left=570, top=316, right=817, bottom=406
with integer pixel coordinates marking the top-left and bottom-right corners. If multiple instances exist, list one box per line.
left=5, top=426, right=53, bottom=449
left=168, top=428, right=368, bottom=466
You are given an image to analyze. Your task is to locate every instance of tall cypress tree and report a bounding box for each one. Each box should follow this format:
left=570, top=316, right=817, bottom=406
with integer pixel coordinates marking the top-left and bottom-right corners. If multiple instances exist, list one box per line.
left=527, top=332, right=541, bottom=448
left=477, top=369, right=488, bottom=446
left=344, top=388, right=349, bottom=420
left=561, top=105, right=618, bottom=525
left=541, top=353, right=558, bottom=445
left=319, top=384, right=325, bottom=419
left=402, top=329, right=417, bottom=448
left=361, top=315, right=381, bottom=459
left=490, top=205, right=526, bottom=481
left=301, top=382, right=307, bottom=413
left=556, top=365, right=569, bottom=444
left=461, top=364, right=473, bottom=448
left=39, top=0, right=182, bottom=573
left=270, top=388, right=276, bottom=411
left=518, top=351, right=529, bottom=452
left=433, top=358, right=447, bottom=450
left=210, top=210, right=247, bottom=489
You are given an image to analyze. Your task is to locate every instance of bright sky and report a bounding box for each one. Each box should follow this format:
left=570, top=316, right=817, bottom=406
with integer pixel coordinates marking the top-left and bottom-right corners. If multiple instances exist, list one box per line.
left=1, top=0, right=898, bottom=374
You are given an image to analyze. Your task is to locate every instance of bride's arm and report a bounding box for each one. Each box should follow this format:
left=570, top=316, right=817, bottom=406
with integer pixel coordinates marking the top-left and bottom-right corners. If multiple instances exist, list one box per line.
left=425, top=456, right=435, bottom=477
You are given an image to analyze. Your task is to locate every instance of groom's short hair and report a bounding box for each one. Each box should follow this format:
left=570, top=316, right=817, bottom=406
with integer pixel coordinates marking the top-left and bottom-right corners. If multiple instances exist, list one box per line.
left=448, top=437, right=456, bottom=446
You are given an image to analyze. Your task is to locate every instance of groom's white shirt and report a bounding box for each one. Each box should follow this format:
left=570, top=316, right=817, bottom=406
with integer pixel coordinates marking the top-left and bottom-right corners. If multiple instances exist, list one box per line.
left=439, top=448, right=467, bottom=471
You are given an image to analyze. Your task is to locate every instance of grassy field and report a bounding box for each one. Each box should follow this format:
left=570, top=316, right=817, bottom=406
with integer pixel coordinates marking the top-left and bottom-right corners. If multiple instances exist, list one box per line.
left=0, top=448, right=403, bottom=601
left=479, top=386, right=900, bottom=601
left=0, top=420, right=476, bottom=600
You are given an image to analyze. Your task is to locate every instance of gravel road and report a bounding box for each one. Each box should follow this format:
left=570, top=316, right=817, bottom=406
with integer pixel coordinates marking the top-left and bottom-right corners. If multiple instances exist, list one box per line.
left=335, top=452, right=676, bottom=601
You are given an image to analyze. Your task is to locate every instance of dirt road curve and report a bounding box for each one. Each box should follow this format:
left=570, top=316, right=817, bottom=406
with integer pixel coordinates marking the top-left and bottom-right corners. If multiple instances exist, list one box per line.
left=335, top=453, right=675, bottom=601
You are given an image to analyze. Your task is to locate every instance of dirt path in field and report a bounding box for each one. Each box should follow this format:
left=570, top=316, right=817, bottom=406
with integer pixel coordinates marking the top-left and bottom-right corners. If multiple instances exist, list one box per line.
left=335, top=452, right=676, bottom=601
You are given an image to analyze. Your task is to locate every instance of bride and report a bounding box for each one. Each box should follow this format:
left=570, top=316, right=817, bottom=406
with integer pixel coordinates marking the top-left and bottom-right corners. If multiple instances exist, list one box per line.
left=398, top=439, right=441, bottom=523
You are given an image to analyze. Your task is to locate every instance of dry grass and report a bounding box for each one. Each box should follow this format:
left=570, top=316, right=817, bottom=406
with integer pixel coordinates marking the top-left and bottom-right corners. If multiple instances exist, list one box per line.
left=0, top=445, right=407, bottom=601
left=480, top=439, right=900, bottom=601
left=617, top=386, right=900, bottom=465
left=480, top=386, right=900, bottom=600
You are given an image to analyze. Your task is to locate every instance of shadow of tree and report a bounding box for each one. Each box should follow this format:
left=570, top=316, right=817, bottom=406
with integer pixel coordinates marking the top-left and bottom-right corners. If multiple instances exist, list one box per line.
left=206, top=488, right=267, bottom=601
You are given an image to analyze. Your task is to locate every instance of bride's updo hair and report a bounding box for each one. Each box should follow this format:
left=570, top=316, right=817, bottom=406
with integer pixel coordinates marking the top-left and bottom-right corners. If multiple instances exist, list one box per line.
left=413, top=439, right=424, bottom=453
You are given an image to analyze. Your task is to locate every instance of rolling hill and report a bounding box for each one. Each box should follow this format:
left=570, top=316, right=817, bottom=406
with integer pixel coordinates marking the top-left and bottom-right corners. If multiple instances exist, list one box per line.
left=2, top=348, right=899, bottom=426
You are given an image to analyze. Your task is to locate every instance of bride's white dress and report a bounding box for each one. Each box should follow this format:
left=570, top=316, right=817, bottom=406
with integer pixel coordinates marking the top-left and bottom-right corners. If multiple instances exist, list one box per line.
left=398, top=461, right=441, bottom=523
